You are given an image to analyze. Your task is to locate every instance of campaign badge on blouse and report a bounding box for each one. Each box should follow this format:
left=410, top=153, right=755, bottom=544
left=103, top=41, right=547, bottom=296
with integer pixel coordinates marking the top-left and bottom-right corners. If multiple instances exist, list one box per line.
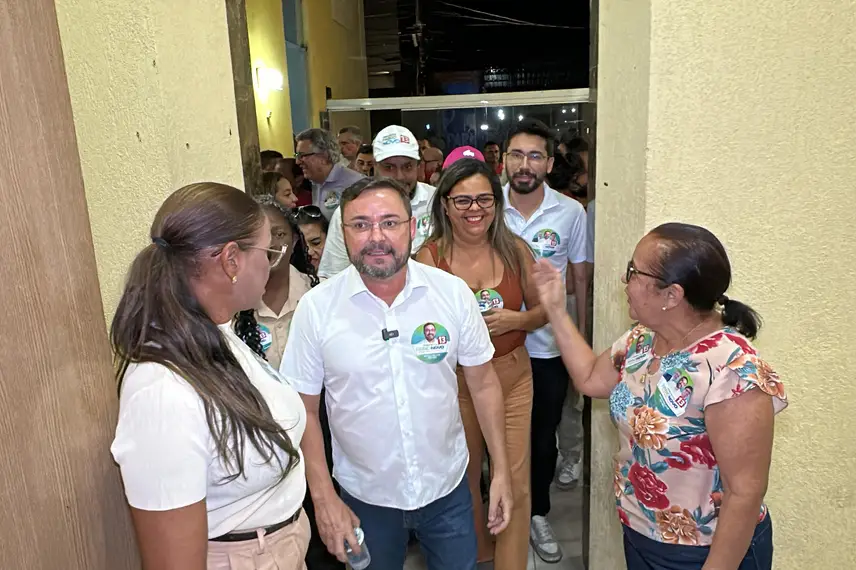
left=324, top=192, right=341, bottom=211
left=650, top=369, right=694, bottom=417
left=624, top=332, right=654, bottom=373
left=411, top=322, right=450, bottom=364
left=258, top=323, right=273, bottom=353
left=417, top=214, right=432, bottom=237
left=531, top=228, right=561, bottom=258
left=475, top=289, right=504, bottom=314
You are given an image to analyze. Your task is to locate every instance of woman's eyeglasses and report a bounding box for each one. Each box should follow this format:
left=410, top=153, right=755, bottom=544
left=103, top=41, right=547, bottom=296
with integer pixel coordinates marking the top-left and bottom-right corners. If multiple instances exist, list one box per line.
left=446, top=194, right=496, bottom=211
left=249, top=244, right=288, bottom=268
left=624, top=260, right=665, bottom=284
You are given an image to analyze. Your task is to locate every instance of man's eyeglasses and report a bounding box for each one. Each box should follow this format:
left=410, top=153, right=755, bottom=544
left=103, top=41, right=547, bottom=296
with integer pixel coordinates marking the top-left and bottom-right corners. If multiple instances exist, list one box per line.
left=505, top=150, right=547, bottom=165
left=295, top=151, right=318, bottom=161
left=624, top=260, right=666, bottom=284
left=249, top=244, right=288, bottom=268
left=342, top=219, right=410, bottom=234
left=446, top=194, right=496, bottom=211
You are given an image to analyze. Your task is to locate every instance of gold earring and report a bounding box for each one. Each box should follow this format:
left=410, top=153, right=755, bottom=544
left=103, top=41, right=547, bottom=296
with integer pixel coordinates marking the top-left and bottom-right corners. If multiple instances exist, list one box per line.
left=661, top=306, right=667, bottom=311
left=231, top=275, right=238, bottom=284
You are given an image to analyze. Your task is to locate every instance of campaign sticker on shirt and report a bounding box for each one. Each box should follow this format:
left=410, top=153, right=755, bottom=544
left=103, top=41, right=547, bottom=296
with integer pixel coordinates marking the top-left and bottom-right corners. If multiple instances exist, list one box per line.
left=624, top=332, right=654, bottom=373
left=475, top=289, right=504, bottom=313
left=531, top=229, right=561, bottom=258
left=417, top=213, right=432, bottom=237
left=324, top=192, right=341, bottom=211
left=650, top=369, right=694, bottom=417
left=258, top=323, right=273, bottom=353
left=411, top=322, right=450, bottom=364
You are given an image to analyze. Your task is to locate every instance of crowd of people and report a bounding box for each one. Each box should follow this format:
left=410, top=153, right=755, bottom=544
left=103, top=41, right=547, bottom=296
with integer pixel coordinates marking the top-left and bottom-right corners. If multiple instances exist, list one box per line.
left=108, top=117, right=788, bottom=570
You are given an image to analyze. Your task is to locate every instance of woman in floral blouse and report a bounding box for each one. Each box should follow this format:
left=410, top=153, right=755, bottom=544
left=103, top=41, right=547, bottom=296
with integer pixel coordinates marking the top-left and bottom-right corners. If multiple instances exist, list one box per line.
left=531, top=223, right=787, bottom=570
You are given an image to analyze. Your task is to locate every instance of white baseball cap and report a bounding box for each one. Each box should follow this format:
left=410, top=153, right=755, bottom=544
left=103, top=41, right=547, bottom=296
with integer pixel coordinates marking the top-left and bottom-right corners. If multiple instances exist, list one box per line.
left=372, top=125, right=421, bottom=163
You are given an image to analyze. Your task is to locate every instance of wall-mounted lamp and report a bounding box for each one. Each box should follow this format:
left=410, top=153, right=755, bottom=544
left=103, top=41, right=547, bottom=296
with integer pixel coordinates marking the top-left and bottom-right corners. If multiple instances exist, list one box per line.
left=256, top=67, right=284, bottom=92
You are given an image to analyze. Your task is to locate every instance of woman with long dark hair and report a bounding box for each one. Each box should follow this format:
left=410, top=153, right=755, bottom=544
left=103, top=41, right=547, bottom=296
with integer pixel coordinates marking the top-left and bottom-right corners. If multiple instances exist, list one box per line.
left=531, top=223, right=788, bottom=570
left=110, top=183, right=309, bottom=570
left=415, top=158, right=547, bottom=570
left=292, top=205, right=329, bottom=272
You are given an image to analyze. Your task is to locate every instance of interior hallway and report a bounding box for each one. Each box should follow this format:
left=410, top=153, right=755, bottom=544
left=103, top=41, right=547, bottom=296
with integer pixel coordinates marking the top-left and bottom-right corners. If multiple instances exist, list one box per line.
left=404, top=483, right=585, bottom=569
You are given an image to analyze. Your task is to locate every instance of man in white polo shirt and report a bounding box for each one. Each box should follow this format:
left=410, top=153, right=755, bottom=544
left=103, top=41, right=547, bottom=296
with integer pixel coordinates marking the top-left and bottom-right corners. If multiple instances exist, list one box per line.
left=281, top=178, right=512, bottom=569
left=317, top=125, right=436, bottom=278
left=501, top=118, right=588, bottom=564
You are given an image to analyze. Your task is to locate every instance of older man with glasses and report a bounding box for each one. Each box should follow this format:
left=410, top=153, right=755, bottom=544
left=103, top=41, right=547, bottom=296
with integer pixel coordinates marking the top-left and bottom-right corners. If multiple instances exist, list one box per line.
left=295, top=128, right=366, bottom=221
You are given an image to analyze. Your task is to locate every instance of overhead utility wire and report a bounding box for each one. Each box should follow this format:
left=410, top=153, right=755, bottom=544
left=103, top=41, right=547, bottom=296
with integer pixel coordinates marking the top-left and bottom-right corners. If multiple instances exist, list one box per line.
left=436, top=1, right=580, bottom=29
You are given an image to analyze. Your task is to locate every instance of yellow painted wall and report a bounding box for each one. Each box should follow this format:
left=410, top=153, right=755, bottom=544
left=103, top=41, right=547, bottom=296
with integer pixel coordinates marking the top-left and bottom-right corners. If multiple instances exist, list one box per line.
left=247, top=0, right=294, bottom=153
left=303, top=0, right=370, bottom=134
left=55, top=0, right=245, bottom=318
left=594, top=0, right=856, bottom=568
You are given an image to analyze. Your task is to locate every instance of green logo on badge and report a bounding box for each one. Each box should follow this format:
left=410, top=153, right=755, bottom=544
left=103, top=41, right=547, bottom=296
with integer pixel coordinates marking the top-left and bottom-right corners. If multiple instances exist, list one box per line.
left=411, top=322, right=450, bottom=364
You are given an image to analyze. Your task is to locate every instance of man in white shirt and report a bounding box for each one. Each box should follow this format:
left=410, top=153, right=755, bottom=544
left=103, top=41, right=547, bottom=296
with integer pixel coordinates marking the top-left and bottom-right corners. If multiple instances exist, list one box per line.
left=296, top=128, right=366, bottom=221
left=501, top=118, right=589, bottom=564
left=281, top=178, right=512, bottom=569
left=317, top=125, right=436, bottom=278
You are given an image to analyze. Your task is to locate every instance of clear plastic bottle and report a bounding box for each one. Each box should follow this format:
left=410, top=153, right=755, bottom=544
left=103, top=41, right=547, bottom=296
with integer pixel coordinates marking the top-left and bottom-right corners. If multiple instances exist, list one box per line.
left=345, top=527, right=371, bottom=569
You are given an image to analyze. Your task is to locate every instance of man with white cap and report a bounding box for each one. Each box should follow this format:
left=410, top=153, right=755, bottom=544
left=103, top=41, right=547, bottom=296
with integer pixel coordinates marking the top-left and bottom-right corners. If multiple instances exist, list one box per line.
left=317, top=125, right=437, bottom=278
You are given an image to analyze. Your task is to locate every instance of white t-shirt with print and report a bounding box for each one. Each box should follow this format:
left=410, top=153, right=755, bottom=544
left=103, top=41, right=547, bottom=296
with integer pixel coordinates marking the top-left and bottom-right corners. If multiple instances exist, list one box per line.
left=503, top=182, right=588, bottom=358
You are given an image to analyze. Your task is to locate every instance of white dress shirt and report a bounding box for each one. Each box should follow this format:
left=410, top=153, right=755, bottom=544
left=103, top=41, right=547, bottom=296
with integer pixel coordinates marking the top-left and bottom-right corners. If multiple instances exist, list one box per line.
left=111, top=324, right=306, bottom=538
left=280, top=259, right=494, bottom=509
left=317, top=181, right=436, bottom=278
left=503, top=183, right=588, bottom=358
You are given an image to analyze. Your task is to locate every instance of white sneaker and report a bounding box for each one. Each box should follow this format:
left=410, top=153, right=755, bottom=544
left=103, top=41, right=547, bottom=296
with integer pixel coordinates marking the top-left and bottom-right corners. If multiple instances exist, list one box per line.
left=530, top=515, right=563, bottom=563
left=555, top=458, right=582, bottom=490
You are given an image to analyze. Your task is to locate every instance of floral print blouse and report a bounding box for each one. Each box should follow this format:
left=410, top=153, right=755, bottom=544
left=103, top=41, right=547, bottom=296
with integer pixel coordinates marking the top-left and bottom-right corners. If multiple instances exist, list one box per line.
left=609, top=325, right=788, bottom=546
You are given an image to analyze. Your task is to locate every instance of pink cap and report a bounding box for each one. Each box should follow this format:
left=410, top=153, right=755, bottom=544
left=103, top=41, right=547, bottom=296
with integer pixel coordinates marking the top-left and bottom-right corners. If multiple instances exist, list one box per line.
left=442, top=146, right=485, bottom=169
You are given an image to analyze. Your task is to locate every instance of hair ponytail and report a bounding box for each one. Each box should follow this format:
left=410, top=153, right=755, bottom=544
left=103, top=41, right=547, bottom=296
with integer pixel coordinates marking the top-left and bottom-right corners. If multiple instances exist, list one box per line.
left=719, top=296, right=762, bottom=340
left=111, top=183, right=300, bottom=483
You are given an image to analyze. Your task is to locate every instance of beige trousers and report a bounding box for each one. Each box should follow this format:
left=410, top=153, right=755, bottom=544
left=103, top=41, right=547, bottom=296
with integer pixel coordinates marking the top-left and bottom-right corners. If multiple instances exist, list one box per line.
left=457, top=344, right=533, bottom=570
left=207, top=511, right=311, bottom=570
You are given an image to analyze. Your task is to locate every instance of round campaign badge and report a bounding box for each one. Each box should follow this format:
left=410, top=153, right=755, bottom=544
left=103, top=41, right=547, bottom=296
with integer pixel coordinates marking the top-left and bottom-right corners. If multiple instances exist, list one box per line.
left=624, top=332, right=654, bottom=374
left=475, top=289, right=504, bottom=313
left=411, top=322, right=451, bottom=364
left=531, top=228, right=561, bottom=258
left=650, top=369, right=694, bottom=417
left=324, top=192, right=341, bottom=212
left=417, top=214, right=432, bottom=237
left=258, top=323, right=273, bottom=353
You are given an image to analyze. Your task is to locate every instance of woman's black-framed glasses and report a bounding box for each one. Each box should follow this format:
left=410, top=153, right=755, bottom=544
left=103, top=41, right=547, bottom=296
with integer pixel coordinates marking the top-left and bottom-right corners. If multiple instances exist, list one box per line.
left=624, top=260, right=665, bottom=284
left=446, top=194, right=496, bottom=211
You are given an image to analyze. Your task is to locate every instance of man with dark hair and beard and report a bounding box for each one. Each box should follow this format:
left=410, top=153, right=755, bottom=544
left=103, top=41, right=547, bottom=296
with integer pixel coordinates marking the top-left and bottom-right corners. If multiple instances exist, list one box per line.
left=501, top=118, right=589, bottom=564
left=281, top=178, right=513, bottom=570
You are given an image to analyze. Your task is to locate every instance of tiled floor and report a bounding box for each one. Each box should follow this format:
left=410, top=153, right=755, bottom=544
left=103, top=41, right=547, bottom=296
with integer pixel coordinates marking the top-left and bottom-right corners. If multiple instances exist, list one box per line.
left=403, top=483, right=585, bottom=569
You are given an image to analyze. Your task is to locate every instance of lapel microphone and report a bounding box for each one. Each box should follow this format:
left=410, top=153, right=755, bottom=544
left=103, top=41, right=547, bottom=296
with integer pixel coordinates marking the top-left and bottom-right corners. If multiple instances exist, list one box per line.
left=382, top=328, right=399, bottom=341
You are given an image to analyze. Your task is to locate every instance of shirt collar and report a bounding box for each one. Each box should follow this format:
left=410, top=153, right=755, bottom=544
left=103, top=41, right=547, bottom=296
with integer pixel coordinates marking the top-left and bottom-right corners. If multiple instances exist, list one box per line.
left=412, top=182, right=434, bottom=206
left=503, top=182, right=559, bottom=215
left=321, top=163, right=349, bottom=186
left=344, top=259, right=429, bottom=304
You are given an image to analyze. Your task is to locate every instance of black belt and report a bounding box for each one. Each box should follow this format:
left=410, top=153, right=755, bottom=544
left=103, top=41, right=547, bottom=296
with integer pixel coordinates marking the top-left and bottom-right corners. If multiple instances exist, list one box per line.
left=210, top=508, right=302, bottom=543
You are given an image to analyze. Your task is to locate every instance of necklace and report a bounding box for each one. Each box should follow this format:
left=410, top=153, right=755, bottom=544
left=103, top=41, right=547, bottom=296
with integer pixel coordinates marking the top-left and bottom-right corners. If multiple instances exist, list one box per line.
left=651, top=317, right=713, bottom=360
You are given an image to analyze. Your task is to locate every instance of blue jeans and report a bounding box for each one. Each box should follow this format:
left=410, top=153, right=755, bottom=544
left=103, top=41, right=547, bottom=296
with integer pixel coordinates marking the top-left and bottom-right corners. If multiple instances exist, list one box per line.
left=340, top=477, right=477, bottom=570
left=623, top=514, right=774, bottom=570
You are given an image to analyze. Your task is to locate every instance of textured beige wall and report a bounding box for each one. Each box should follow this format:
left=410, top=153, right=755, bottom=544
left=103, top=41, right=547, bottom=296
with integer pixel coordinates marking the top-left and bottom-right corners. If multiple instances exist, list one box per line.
left=55, top=0, right=245, bottom=317
left=594, top=1, right=856, bottom=568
